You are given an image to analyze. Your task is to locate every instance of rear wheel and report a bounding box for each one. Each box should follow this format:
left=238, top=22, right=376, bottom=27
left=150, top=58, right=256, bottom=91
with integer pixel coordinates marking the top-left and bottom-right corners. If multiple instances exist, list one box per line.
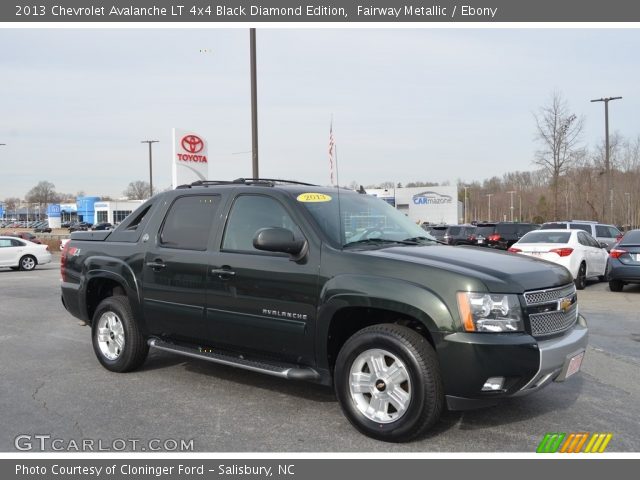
left=334, top=324, right=443, bottom=442
left=19, top=255, right=37, bottom=271
left=575, top=262, right=587, bottom=290
left=609, top=280, right=624, bottom=292
left=91, top=296, right=148, bottom=372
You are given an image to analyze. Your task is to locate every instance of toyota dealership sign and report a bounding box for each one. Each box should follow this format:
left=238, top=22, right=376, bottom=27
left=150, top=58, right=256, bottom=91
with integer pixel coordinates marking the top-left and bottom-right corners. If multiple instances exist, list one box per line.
left=172, top=128, right=209, bottom=188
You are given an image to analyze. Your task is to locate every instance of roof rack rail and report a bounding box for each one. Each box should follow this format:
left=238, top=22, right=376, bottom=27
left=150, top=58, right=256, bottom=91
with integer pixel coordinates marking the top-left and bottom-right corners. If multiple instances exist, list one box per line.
left=176, top=178, right=319, bottom=189
left=232, top=178, right=318, bottom=186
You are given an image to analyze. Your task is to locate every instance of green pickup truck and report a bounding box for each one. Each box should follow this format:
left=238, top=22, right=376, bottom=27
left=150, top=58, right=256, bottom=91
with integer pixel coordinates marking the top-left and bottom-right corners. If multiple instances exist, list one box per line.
left=61, top=179, right=588, bottom=442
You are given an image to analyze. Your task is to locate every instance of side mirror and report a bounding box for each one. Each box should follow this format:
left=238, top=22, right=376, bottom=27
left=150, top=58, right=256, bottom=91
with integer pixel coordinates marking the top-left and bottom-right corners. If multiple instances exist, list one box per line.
left=253, top=227, right=306, bottom=257
left=599, top=242, right=609, bottom=249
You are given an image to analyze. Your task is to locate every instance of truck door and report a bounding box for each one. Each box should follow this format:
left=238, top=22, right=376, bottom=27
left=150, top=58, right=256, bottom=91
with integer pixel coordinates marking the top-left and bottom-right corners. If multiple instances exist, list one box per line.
left=205, top=193, right=319, bottom=365
left=142, top=195, right=220, bottom=343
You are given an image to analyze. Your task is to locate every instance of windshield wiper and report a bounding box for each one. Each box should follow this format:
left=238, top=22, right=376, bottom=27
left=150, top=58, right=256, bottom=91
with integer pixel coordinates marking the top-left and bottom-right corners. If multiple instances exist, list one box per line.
left=402, top=236, right=445, bottom=245
left=343, top=238, right=420, bottom=248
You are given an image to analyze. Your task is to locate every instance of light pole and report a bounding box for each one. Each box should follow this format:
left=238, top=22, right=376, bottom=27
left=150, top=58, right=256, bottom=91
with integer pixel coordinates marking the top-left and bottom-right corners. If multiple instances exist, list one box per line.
left=591, top=96, right=622, bottom=222
left=486, top=193, right=493, bottom=222
left=507, top=190, right=516, bottom=222
left=250, top=28, right=259, bottom=178
left=141, top=140, right=159, bottom=198
left=463, top=186, right=469, bottom=224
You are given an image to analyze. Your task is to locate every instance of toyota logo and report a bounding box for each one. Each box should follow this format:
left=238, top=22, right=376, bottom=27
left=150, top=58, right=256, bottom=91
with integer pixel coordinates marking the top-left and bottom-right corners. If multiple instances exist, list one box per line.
left=181, top=135, right=204, bottom=154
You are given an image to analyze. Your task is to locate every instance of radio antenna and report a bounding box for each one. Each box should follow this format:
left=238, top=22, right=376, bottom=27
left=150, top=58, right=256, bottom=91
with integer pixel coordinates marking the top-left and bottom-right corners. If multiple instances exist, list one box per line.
left=330, top=115, right=344, bottom=247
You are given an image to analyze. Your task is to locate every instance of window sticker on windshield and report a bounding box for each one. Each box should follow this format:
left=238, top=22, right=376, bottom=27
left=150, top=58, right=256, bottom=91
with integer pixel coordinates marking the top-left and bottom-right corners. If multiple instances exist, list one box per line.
left=297, top=193, right=332, bottom=202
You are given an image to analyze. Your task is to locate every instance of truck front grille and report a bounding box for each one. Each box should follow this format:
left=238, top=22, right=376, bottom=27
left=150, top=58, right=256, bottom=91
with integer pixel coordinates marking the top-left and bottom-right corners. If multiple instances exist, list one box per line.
left=524, top=284, right=576, bottom=305
left=529, top=304, right=578, bottom=337
left=524, top=283, right=578, bottom=338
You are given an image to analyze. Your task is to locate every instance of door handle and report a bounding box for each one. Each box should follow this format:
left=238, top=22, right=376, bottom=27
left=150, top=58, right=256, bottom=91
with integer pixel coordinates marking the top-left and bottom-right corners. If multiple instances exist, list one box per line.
left=211, top=267, right=236, bottom=279
left=146, top=261, right=166, bottom=269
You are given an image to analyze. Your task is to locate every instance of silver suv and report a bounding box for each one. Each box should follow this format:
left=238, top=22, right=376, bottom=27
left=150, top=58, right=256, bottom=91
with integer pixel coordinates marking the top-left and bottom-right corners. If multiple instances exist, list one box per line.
left=540, top=221, right=622, bottom=250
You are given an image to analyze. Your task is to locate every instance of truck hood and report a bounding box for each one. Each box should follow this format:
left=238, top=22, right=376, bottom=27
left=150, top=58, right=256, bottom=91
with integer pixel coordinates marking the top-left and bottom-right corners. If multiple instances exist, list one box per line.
left=359, top=245, right=573, bottom=293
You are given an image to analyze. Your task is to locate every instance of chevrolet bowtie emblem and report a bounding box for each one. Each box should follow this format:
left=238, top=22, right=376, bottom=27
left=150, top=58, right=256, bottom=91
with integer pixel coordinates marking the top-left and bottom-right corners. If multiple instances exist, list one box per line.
left=559, top=297, right=573, bottom=313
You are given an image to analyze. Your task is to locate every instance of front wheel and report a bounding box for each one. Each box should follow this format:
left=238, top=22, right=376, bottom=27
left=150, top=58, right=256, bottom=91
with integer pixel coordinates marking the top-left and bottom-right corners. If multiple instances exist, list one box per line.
left=334, top=324, right=443, bottom=442
left=19, top=255, right=37, bottom=271
left=91, top=296, right=148, bottom=372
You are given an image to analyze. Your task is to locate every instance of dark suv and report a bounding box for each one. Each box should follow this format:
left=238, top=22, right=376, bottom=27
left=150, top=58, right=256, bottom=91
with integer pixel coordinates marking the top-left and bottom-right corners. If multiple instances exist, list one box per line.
left=443, top=224, right=477, bottom=246
left=475, top=222, right=539, bottom=250
left=61, top=179, right=587, bottom=442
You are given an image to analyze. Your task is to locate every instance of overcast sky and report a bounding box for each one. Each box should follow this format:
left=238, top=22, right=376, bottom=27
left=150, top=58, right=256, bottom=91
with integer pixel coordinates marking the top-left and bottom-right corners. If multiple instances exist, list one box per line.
left=1, top=28, right=638, bottom=199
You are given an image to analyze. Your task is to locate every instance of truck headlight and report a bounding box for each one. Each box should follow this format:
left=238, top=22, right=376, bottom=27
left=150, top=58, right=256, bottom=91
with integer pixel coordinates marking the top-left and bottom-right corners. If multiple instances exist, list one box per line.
left=456, top=292, right=523, bottom=332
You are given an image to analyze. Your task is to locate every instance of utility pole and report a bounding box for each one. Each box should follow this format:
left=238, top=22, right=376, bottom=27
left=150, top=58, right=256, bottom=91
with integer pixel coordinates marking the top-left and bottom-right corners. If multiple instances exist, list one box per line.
left=519, top=194, right=522, bottom=222
left=250, top=28, right=259, bottom=178
left=625, top=192, right=631, bottom=230
left=141, top=140, right=159, bottom=198
left=591, top=96, right=622, bottom=223
left=486, top=193, right=493, bottom=222
left=507, top=190, right=516, bottom=222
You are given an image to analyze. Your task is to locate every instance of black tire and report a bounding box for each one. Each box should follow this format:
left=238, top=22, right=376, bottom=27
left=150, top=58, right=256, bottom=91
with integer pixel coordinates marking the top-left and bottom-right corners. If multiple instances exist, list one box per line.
left=91, top=295, right=148, bottom=372
left=334, top=324, right=443, bottom=442
left=609, top=280, right=624, bottom=292
left=575, top=262, right=587, bottom=290
left=18, top=255, right=37, bottom=271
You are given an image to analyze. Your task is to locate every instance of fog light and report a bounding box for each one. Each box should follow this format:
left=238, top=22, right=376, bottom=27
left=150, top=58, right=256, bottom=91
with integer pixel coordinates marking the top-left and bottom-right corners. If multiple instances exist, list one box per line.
left=482, top=377, right=505, bottom=392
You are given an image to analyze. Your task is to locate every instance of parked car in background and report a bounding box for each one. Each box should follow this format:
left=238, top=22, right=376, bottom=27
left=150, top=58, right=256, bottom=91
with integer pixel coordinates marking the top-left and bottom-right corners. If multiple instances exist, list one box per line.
left=91, top=223, right=113, bottom=231
left=475, top=222, right=539, bottom=250
left=509, top=229, right=608, bottom=289
left=422, top=224, right=448, bottom=242
left=8, top=232, right=43, bottom=244
left=69, top=222, right=91, bottom=232
left=34, top=225, right=52, bottom=233
left=443, top=224, right=477, bottom=245
left=607, top=229, right=640, bottom=292
left=540, top=221, right=622, bottom=251
left=0, top=236, right=52, bottom=271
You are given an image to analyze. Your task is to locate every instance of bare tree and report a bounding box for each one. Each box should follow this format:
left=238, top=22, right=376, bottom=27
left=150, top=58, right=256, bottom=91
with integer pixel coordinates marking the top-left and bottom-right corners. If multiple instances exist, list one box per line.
left=533, top=92, right=584, bottom=219
left=124, top=181, right=152, bottom=200
left=3, top=197, right=20, bottom=212
left=25, top=181, right=60, bottom=205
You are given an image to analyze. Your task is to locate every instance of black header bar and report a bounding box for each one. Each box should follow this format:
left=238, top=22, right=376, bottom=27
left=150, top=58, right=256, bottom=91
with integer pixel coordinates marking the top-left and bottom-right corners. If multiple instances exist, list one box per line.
left=4, top=0, right=640, bottom=23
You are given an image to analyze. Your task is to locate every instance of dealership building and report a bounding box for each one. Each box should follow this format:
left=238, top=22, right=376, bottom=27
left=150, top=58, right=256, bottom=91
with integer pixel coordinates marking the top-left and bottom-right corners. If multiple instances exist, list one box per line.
left=367, top=186, right=462, bottom=225
left=94, top=200, right=145, bottom=225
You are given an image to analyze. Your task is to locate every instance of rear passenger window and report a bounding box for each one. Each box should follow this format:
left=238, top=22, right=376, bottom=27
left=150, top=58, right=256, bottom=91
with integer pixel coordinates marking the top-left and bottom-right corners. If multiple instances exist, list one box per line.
left=570, top=223, right=591, bottom=233
left=448, top=227, right=461, bottom=235
left=159, top=196, right=218, bottom=250
left=498, top=224, right=518, bottom=234
left=595, top=225, right=609, bottom=237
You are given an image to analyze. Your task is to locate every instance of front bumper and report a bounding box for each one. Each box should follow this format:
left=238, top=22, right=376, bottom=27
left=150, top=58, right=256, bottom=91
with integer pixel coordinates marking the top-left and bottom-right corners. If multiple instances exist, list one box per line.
left=440, top=314, right=588, bottom=410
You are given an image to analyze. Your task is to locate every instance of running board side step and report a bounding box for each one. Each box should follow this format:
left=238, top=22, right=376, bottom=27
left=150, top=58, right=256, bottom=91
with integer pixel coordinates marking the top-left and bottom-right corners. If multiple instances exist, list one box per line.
left=148, top=338, right=320, bottom=381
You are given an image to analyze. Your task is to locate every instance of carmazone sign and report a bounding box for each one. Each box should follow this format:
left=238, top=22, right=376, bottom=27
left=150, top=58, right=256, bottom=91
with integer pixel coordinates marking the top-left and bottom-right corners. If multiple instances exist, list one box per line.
left=47, top=204, right=62, bottom=228
left=412, top=191, right=454, bottom=205
left=171, top=128, right=209, bottom=188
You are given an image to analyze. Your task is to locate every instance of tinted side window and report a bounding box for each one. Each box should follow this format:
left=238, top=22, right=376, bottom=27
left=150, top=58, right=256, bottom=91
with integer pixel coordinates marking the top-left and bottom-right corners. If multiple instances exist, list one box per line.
left=497, top=224, right=518, bottom=235
left=159, top=196, right=218, bottom=250
left=586, top=233, right=600, bottom=248
left=570, top=223, right=591, bottom=233
left=541, top=223, right=566, bottom=230
left=222, top=195, right=302, bottom=253
left=11, top=239, right=25, bottom=247
left=447, top=226, right=461, bottom=235
left=577, top=232, right=589, bottom=246
left=517, top=224, right=536, bottom=235
left=595, top=225, right=609, bottom=237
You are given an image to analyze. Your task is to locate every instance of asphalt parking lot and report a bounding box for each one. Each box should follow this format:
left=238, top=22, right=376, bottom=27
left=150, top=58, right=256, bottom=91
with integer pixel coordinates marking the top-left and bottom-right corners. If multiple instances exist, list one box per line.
left=1, top=261, right=638, bottom=452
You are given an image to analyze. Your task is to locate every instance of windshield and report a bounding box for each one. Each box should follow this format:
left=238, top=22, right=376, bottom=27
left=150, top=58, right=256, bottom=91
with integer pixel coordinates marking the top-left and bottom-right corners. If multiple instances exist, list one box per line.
left=299, top=192, right=437, bottom=248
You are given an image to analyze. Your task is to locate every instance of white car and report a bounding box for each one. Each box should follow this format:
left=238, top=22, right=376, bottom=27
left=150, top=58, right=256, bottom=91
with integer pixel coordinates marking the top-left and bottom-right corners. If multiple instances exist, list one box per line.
left=508, top=229, right=608, bottom=290
left=0, top=236, right=52, bottom=271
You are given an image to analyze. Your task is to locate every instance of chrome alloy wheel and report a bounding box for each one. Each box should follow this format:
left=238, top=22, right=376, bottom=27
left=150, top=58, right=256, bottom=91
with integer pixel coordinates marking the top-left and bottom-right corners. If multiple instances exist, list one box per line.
left=96, top=311, right=125, bottom=360
left=21, top=256, right=36, bottom=270
left=349, top=348, right=412, bottom=423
